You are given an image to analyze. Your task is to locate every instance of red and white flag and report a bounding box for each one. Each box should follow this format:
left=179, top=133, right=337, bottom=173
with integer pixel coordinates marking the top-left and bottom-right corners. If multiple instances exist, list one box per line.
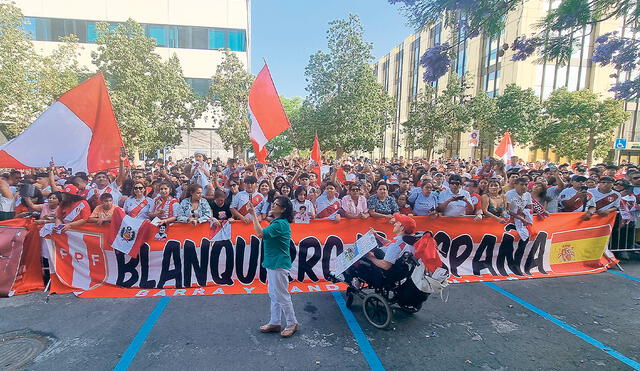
left=248, top=64, right=290, bottom=163
left=210, top=220, right=231, bottom=241
left=48, top=231, right=107, bottom=291
left=109, top=208, right=153, bottom=258
left=311, top=135, right=322, bottom=166
left=495, top=131, right=515, bottom=162
left=0, top=73, right=126, bottom=173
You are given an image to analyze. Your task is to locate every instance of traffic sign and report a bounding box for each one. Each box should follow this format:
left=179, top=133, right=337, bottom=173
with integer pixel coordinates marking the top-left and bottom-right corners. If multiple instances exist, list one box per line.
left=614, top=138, right=627, bottom=149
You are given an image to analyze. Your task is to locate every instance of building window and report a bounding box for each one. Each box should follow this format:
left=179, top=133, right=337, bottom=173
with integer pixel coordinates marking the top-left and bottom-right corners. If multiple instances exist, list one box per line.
left=228, top=30, right=246, bottom=52
left=21, top=16, right=247, bottom=52
left=185, top=78, right=210, bottom=97
left=209, top=30, right=226, bottom=49
left=147, top=25, right=167, bottom=47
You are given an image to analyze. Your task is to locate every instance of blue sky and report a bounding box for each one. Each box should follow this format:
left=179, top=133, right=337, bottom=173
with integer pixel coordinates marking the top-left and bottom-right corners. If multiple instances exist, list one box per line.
left=250, top=0, right=414, bottom=98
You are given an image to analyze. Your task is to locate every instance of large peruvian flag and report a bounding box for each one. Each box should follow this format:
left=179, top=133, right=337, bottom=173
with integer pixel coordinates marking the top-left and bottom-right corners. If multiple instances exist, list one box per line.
left=248, top=64, right=290, bottom=163
left=0, top=73, right=125, bottom=172
left=109, top=208, right=153, bottom=258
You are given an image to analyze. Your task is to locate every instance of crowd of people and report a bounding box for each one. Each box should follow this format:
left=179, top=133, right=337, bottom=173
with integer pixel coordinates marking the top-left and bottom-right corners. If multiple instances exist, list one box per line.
left=0, top=150, right=638, bottom=255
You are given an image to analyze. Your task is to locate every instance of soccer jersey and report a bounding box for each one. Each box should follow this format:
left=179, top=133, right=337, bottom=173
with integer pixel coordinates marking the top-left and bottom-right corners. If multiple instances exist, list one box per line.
left=152, top=196, right=180, bottom=219
left=558, top=187, right=592, bottom=212
left=123, top=196, right=153, bottom=219
left=231, top=191, right=265, bottom=219
left=315, top=193, right=341, bottom=220
left=586, top=188, right=621, bottom=211
left=87, top=181, right=121, bottom=206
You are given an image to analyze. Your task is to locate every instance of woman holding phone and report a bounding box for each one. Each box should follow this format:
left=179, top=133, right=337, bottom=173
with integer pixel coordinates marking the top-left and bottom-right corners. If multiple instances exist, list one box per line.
left=247, top=196, right=299, bottom=338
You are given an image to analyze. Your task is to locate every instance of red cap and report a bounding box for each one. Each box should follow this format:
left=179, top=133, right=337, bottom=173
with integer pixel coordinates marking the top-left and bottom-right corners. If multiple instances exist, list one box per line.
left=63, top=184, right=79, bottom=195
left=392, top=213, right=416, bottom=234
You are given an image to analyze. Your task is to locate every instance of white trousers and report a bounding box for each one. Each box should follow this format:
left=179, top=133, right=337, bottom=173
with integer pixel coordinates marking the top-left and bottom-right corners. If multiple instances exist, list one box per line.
left=267, top=268, right=298, bottom=327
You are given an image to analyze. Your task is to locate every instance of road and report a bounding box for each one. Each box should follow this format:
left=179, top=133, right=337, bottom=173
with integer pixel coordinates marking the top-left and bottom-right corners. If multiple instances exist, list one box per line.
left=1, top=261, right=639, bottom=370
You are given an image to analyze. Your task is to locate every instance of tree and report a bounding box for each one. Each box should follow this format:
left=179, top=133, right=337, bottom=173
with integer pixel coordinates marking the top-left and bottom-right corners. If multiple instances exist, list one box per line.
left=467, top=90, right=498, bottom=153
left=297, top=14, right=394, bottom=157
left=0, top=3, right=84, bottom=137
left=92, top=19, right=202, bottom=153
left=403, top=74, right=471, bottom=160
left=207, top=50, right=254, bottom=158
left=493, top=84, right=545, bottom=146
left=541, top=88, right=629, bottom=164
left=389, top=0, right=640, bottom=99
left=265, top=96, right=302, bottom=159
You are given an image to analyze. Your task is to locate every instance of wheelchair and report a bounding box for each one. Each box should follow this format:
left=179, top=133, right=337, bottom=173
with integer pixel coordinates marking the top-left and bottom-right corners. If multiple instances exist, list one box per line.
left=338, top=249, right=429, bottom=329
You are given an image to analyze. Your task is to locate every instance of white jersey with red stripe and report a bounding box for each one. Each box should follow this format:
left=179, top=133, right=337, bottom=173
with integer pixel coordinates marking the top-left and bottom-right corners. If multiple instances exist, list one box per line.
left=230, top=191, right=265, bottom=219
left=315, top=193, right=341, bottom=220
left=152, top=196, right=179, bottom=219
left=586, top=188, right=621, bottom=211
left=558, top=187, right=592, bottom=212
left=123, top=196, right=153, bottom=219
left=86, top=181, right=121, bottom=205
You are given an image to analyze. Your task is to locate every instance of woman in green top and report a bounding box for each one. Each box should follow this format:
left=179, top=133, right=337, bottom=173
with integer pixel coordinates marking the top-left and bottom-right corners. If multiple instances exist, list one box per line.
left=247, top=196, right=299, bottom=338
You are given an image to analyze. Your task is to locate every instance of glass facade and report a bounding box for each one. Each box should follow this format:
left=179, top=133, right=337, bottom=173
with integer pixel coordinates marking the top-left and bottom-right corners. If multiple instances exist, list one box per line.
left=184, top=78, right=211, bottom=97
left=22, top=17, right=247, bottom=52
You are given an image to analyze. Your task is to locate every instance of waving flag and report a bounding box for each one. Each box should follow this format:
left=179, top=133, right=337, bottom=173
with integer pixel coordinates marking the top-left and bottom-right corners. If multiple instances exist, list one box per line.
left=495, top=131, right=515, bottom=162
left=248, top=64, right=290, bottom=163
left=109, top=208, right=153, bottom=258
left=0, top=73, right=125, bottom=173
left=311, top=135, right=322, bottom=166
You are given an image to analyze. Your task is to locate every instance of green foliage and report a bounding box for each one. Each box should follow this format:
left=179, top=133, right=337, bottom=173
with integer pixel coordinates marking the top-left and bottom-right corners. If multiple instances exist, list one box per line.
left=265, top=96, right=302, bottom=159
left=467, top=90, right=499, bottom=147
left=540, top=88, right=629, bottom=163
left=403, top=75, right=471, bottom=159
left=493, top=84, right=545, bottom=146
left=207, top=50, right=254, bottom=158
left=296, top=14, right=394, bottom=157
left=0, top=3, right=85, bottom=137
left=393, top=0, right=638, bottom=67
left=92, top=19, right=202, bottom=152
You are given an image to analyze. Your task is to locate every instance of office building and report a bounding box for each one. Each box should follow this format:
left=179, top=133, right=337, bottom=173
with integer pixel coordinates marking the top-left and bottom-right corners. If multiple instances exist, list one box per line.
left=374, top=0, right=638, bottom=162
left=14, top=0, right=251, bottom=160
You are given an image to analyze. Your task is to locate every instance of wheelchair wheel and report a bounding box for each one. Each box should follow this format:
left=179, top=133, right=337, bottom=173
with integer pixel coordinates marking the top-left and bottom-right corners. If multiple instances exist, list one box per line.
left=345, top=288, right=355, bottom=309
left=363, top=293, right=392, bottom=329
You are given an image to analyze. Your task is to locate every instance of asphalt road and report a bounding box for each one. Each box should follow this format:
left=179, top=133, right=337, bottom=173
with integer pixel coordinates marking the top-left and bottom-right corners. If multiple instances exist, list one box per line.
left=1, top=260, right=639, bottom=370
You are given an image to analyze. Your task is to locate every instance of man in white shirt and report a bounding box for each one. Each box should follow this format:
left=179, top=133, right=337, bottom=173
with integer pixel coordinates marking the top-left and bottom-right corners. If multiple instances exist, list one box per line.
left=230, top=176, right=265, bottom=223
left=506, top=178, right=533, bottom=222
left=437, top=175, right=473, bottom=217
left=584, top=176, right=620, bottom=220
left=558, top=175, right=591, bottom=212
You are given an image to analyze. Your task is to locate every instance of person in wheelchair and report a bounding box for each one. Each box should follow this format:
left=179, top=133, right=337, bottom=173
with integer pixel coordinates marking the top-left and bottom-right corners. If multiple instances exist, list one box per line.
left=338, top=213, right=420, bottom=289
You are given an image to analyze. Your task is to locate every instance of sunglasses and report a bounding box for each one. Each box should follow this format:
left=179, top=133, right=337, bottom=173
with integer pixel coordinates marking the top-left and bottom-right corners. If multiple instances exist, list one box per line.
left=449, top=181, right=460, bottom=185
left=133, top=186, right=145, bottom=190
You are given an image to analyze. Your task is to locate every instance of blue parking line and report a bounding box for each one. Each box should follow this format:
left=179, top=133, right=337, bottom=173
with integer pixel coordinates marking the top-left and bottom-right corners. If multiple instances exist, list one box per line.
left=609, top=270, right=640, bottom=283
left=113, top=297, right=172, bottom=371
left=332, top=291, right=385, bottom=371
left=483, top=282, right=640, bottom=370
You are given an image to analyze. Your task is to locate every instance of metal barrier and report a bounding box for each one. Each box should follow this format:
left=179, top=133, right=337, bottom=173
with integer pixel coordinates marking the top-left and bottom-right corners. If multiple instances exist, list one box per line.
left=608, top=215, right=640, bottom=256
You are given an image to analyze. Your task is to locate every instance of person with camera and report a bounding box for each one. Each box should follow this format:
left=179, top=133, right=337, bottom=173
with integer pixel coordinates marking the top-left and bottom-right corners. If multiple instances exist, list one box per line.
left=190, top=151, right=211, bottom=189
left=437, top=175, right=473, bottom=217
left=558, top=175, right=592, bottom=212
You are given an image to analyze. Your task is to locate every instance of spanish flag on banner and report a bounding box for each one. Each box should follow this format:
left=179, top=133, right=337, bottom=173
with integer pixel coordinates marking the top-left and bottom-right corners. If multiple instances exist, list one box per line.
left=549, top=225, right=612, bottom=273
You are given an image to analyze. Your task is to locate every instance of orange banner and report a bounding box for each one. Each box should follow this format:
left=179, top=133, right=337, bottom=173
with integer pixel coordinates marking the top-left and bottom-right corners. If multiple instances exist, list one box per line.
left=1, top=213, right=617, bottom=298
